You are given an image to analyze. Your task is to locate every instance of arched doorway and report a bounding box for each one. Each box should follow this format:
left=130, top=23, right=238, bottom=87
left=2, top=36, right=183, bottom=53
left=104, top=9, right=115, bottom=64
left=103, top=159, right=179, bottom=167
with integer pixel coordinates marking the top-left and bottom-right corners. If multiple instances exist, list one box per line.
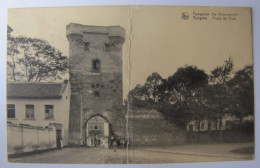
left=85, top=115, right=110, bottom=148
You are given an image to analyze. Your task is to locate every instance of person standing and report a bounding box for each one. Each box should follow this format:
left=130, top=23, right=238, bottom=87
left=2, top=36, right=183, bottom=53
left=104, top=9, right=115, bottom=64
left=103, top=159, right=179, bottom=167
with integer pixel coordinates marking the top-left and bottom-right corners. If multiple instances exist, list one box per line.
left=94, top=137, right=97, bottom=147
left=57, top=135, right=63, bottom=149
left=112, top=139, right=117, bottom=152
left=122, top=138, right=125, bottom=148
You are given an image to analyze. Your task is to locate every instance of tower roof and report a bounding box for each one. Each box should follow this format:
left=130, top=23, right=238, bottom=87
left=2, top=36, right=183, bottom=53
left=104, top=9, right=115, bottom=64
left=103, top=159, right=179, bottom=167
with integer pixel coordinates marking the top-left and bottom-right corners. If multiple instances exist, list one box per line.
left=66, top=23, right=125, bottom=40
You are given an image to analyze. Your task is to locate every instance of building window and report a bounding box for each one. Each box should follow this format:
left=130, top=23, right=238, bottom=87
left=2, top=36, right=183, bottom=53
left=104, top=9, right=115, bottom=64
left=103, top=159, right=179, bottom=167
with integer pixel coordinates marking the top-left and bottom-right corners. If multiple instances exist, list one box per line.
left=214, top=120, right=217, bottom=128
left=196, top=123, right=199, bottom=130
left=201, top=123, right=205, bottom=130
left=45, top=105, right=54, bottom=119
left=195, top=121, right=200, bottom=130
left=219, top=121, right=222, bottom=128
left=94, top=91, right=100, bottom=97
left=104, top=43, right=111, bottom=52
left=7, top=104, right=15, bottom=119
left=92, top=59, right=101, bottom=73
left=84, top=42, right=89, bottom=51
left=189, top=125, right=193, bottom=132
left=25, top=104, right=34, bottom=119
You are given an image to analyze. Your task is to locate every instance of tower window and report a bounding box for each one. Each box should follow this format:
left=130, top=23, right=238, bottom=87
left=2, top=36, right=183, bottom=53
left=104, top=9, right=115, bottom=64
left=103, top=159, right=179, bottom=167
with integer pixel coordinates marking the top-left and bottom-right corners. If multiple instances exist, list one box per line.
left=112, top=85, right=117, bottom=92
left=104, top=43, right=111, bottom=52
left=84, top=42, right=90, bottom=51
left=96, top=83, right=99, bottom=88
left=92, top=59, right=101, bottom=73
left=94, top=91, right=100, bottom=97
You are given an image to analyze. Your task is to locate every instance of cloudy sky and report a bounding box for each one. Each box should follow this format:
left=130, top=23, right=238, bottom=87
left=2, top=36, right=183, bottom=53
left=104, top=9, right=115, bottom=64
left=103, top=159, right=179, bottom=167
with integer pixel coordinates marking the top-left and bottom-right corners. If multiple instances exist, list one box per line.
left=8, top=6, right=253, bottom=96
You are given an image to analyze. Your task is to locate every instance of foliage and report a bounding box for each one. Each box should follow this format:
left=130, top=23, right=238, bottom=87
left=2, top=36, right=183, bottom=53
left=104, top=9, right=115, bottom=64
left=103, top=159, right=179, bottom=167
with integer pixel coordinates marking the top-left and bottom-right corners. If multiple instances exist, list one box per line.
left=210, top=56, right=233, bottom=84
left=7, top=34, right=20, bottom=81
left=127, top=57, right=254, bottom=132
left=228, top=65, right=254, bottom=120
left=127, top=65, right=209, bottom=127
left=167, top=65, right=208, bottom=91
left=144, top=72, right=163, bottom=102
left=7, top=35, right=68, bottom=82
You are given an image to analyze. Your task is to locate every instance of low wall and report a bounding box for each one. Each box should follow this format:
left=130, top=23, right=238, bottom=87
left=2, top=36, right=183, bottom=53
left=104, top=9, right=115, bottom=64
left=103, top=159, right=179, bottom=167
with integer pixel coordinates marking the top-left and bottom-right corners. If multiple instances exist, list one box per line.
left=187, top=130, right=254, bottom=143
left=128, top=109, right=186, bottom=146
left=7, top=123, right=57, bottom=155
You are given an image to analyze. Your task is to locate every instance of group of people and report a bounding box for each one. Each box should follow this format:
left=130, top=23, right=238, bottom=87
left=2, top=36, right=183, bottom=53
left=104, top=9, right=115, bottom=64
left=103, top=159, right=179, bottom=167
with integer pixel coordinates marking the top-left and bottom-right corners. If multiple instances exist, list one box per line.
left=111, top=137, right=127, bottom=152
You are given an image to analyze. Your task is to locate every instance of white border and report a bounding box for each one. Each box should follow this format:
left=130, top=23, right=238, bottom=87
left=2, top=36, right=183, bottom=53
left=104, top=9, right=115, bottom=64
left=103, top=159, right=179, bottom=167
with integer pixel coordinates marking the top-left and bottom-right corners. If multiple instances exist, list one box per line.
left=0, top=1, right=259, bottom=168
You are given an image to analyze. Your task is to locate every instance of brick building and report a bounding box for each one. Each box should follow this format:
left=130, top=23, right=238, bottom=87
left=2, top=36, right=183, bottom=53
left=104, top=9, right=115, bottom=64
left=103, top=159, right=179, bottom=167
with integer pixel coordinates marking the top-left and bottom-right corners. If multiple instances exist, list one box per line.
left=66, top=23, right=125, bottom=147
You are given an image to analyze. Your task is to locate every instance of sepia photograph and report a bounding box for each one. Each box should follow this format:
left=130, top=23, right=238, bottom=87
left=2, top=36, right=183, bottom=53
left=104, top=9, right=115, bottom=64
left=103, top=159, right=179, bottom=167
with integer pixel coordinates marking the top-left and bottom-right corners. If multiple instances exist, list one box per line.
left=6, top=6, right=254, bottom=164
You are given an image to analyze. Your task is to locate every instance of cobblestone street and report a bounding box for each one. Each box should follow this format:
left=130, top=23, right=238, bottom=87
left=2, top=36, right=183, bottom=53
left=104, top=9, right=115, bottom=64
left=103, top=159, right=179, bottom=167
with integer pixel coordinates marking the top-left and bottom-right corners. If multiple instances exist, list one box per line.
left=8, top=142, right=254, bottom=164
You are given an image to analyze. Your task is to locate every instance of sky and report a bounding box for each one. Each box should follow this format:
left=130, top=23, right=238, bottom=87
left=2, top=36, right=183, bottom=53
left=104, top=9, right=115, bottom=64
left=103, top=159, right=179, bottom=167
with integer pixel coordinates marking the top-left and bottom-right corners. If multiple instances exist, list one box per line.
left=8, top=6, right=253, bottom=96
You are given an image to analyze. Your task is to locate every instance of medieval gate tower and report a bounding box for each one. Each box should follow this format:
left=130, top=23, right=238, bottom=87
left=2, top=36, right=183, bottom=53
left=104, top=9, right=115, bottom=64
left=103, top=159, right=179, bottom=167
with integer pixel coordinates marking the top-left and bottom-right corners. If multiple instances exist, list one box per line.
left=66, top=23, right=125, bottom=148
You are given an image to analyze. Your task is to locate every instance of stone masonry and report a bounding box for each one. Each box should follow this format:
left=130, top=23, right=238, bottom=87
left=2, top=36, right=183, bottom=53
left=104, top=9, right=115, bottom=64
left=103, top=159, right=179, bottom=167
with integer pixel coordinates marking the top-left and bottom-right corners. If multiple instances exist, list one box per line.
left=128, top=108, right=186, bottom=146
left=66, top=23, right=125, bottom=146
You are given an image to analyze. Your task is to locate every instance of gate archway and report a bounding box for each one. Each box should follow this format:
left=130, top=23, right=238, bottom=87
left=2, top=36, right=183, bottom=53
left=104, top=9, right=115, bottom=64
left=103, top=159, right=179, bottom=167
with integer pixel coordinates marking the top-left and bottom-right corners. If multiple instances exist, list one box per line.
left=84, top=115, right=110, bottom=148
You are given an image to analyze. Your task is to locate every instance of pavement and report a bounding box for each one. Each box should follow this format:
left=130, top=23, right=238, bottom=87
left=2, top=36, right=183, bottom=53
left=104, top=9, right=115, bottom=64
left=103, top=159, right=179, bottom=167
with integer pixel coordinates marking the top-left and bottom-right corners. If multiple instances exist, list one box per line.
left=8, top=142, right=254, bottom=164
left=135, top=142, right=254, bottom=159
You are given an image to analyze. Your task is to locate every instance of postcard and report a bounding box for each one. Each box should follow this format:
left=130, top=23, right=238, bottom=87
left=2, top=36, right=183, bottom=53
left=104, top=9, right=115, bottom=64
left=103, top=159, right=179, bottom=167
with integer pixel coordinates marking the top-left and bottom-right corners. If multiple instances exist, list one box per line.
left=6, top=6, right=254, bottom=164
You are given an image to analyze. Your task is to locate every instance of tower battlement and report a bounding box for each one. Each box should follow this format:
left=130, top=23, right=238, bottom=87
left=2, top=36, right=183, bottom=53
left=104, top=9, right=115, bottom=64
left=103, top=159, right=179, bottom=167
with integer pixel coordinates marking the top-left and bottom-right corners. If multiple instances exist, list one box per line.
left=66, top=23, right=125, bottom=40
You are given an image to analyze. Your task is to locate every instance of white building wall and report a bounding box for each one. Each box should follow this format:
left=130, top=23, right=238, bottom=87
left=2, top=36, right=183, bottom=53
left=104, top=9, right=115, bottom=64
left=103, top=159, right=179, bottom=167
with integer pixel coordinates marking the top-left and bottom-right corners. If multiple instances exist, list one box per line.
left=187, top=119, right=228, bottom=132
left=7, top=83, right=71, bottom=153
left=7, top=98, right=64, bottom=127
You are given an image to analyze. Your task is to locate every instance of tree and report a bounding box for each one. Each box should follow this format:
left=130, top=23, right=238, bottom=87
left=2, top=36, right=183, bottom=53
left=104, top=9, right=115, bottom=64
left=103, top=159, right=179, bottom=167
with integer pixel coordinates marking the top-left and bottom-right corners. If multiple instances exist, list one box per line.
left=228, top=65, right=254, bottom=131
left=7, top=36, right=68, bottom=82
left=167, top=65, right=208, bottom=107
left=127, top=73, right=165, bottom=107
left=169, top=66, right=208, bottom=141
left=210, top=56, right=233, bottom=84
left=127, top=66, right=209, bottom=128
left=7, top=34, right=20, bottom=81
left=144, top=72, right=163, bottom=102
left=209, top=57, right=234, bottom=143
left=188, top=86, right=213, bottom=143
left=162, top=66, right=209, bottom=128
left=127, top=84, right=150, bottom=107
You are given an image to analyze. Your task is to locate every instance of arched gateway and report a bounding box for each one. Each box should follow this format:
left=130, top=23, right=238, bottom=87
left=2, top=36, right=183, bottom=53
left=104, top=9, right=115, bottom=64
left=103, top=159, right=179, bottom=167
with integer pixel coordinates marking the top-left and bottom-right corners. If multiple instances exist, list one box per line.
left=84, top=115, right=110, bottom=148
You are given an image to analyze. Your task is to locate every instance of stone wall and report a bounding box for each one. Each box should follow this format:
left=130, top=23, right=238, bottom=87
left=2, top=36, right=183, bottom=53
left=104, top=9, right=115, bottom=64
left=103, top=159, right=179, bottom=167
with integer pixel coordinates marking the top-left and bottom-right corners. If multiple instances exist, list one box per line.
left=68, top=95, right=82, bottom=144
left=128, top=109, right=186, bottom=146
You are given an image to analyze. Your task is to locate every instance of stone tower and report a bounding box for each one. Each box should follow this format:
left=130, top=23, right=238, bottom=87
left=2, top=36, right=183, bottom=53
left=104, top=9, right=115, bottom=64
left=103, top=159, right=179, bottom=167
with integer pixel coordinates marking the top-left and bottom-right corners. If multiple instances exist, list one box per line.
left=66, top=23, right=125, bottom=147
